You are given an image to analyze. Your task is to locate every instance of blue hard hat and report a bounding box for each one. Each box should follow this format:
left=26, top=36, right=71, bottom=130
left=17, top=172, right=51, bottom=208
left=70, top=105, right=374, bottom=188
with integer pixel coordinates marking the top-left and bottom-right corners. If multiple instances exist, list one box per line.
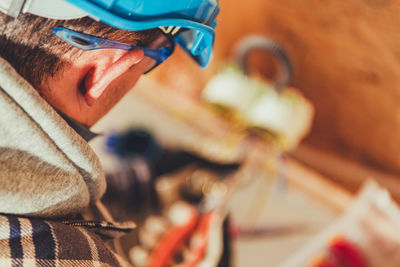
left=65, top=0, right=219, bottom=67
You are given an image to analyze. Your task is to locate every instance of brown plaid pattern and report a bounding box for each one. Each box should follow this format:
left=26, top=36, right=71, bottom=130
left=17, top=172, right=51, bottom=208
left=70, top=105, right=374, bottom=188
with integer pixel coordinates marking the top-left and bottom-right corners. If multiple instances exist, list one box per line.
left=0, top=214, right=133, bottom=267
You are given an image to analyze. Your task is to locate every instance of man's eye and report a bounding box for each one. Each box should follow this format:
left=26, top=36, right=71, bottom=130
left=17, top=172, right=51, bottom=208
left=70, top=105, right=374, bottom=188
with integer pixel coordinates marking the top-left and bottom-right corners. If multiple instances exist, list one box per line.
left=71, top=36, right=91, bottom=47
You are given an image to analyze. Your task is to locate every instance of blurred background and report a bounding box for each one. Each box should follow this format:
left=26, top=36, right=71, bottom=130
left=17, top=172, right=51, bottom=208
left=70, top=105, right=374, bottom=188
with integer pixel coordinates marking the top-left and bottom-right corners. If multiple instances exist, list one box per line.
left=91, top=1, right=400, bottom=266
left=150, top=0, right=400, bottom=185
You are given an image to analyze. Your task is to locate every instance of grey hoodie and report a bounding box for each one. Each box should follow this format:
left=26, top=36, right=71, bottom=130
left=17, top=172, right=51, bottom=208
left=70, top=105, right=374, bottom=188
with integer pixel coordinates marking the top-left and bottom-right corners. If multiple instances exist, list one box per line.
left=0, top=57, right=106, bottom=218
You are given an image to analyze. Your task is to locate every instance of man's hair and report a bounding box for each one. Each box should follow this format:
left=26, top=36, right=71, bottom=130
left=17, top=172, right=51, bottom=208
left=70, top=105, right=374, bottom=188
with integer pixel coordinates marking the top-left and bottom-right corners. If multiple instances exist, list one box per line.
left=0, top=13, right=159, bottom=90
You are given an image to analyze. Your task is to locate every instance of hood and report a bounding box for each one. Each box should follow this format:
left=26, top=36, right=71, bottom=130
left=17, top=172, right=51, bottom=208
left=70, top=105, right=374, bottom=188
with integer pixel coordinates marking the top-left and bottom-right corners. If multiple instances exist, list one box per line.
left=0, top=57, right=106, bottom=218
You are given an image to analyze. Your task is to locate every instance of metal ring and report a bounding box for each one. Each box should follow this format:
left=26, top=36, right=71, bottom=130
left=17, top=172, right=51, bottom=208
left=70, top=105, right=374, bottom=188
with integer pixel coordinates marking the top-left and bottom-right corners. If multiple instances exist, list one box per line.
left=234, top=35, right=293, bottom=92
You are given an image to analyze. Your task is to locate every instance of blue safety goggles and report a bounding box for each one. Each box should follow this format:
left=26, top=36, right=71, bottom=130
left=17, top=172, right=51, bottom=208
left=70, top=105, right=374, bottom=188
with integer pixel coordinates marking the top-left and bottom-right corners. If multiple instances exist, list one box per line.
left=63, top=0, right=220, bottom=68
left=53, top=26, right=175, bottom=73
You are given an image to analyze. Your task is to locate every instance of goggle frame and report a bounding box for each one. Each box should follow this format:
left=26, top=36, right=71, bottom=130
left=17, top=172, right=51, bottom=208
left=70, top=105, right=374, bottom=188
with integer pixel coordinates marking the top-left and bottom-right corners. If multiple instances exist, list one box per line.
left=53, top=26, right=176, bottom=73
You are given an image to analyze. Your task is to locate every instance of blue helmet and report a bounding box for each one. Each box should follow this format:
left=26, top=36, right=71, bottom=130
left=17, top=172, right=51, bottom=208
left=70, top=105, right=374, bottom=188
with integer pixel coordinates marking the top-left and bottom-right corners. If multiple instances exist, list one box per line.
left=0, top=0, right=220, bottom=68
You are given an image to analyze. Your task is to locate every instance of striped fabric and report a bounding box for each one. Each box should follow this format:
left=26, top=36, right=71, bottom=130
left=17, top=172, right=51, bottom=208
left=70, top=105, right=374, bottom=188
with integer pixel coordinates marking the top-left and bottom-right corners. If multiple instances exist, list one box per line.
left=0, top=214, right=133, bottom=267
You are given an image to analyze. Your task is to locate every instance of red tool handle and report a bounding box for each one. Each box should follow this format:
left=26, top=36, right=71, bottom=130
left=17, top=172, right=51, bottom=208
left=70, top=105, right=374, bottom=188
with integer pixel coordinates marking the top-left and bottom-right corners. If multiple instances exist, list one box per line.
left=149, top=210, right=199, bottom=267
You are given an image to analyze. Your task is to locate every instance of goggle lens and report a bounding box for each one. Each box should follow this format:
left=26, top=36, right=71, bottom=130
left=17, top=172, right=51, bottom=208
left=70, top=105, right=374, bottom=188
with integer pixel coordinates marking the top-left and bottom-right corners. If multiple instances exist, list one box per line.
left=175, top=28, right=213, bottom=68
left=143, top=33, right=175, bottom=73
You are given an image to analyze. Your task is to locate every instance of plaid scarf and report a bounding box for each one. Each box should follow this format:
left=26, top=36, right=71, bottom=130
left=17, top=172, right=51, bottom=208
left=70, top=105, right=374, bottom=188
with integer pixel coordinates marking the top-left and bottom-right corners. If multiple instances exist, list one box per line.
left=0, top=214, right=133, bottom=267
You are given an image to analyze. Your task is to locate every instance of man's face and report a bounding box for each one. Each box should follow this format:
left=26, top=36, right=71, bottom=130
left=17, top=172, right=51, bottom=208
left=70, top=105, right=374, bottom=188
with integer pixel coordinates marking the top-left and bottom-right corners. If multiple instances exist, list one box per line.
left=39, top=29, right=162, bottom=128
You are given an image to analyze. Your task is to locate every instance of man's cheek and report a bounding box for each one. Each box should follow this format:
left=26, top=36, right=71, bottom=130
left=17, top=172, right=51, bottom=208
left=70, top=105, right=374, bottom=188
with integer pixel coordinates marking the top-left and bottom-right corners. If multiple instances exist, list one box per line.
left=109, top=68, right=143, bottom=101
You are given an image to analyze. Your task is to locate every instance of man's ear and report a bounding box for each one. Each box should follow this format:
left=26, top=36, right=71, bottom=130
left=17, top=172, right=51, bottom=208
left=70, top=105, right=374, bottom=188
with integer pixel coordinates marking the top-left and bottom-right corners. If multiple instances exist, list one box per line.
left=83, top=49, right=145, bottom=106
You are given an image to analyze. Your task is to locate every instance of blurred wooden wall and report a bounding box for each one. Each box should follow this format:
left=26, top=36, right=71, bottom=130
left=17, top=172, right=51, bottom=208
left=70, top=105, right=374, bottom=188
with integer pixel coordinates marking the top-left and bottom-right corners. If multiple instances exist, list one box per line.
left=150, top=0, right=400, bottom=175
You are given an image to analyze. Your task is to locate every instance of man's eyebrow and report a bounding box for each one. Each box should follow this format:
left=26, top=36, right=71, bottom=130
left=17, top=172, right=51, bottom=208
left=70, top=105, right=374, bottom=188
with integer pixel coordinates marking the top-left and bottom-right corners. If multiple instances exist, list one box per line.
left=133, top=29, right=164, bottom=47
